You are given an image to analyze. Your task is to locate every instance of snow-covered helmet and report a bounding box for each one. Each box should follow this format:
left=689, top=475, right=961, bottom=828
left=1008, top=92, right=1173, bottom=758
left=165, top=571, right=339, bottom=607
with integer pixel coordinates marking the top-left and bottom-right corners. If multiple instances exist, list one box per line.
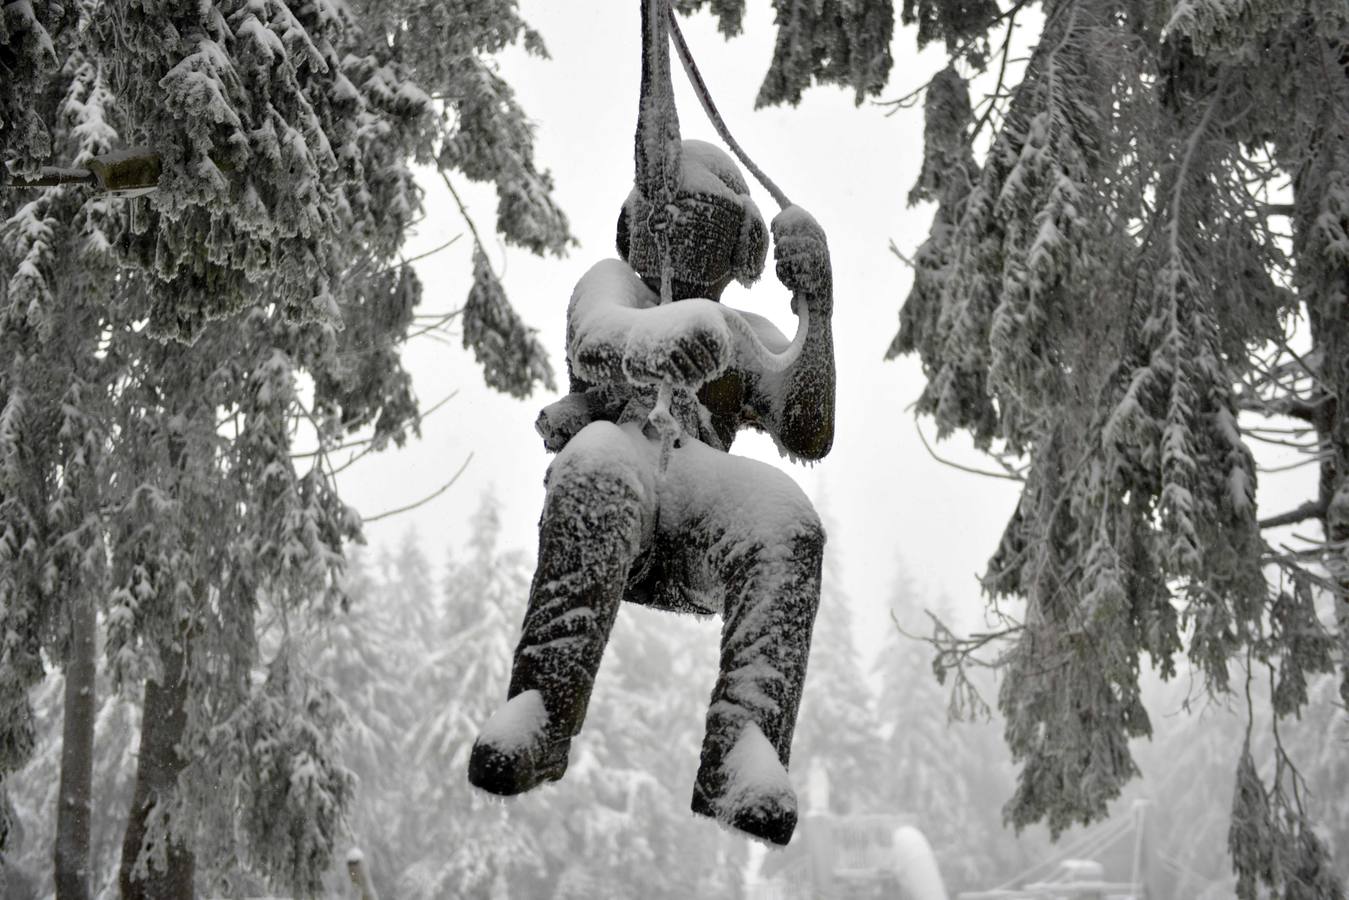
left=617, top=140, right=768, bottom=294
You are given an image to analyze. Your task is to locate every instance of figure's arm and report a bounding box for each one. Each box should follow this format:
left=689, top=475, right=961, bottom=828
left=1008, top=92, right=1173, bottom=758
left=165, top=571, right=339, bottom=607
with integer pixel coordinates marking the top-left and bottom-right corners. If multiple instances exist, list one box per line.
left=749, top=206, right=835, bottom=461
left=567, top=259, right=733, bottom=389
left=535, top=391, right=595, bottom=453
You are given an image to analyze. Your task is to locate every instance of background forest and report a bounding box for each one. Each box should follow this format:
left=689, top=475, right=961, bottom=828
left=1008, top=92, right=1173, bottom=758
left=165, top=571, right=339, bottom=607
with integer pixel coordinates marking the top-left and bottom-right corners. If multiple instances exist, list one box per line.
left=7, top=496, right=1349, bottom=898
left=6, top=498, right=1025, bottom=899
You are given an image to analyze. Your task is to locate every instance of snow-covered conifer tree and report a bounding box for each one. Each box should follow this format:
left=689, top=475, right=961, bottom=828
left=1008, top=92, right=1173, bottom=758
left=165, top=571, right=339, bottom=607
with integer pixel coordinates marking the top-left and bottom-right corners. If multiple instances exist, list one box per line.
left=1, top=2, right=569, bottom=895
left=876, top=0, right=1349, bottom=891
left=394, top=498, right=544, bottom=899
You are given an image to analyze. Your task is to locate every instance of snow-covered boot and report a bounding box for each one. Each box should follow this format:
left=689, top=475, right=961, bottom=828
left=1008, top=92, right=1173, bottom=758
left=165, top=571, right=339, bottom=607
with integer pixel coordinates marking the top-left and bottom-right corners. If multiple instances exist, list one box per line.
left=692, top=723, right=799, bottom=845
left=468, top=691, right=571, bottom=796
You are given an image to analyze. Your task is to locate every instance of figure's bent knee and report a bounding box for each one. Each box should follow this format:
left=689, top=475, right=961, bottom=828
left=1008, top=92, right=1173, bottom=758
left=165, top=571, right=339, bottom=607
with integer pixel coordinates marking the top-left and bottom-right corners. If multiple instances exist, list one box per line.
left=790, top=501, right=825, bottom=549
left=539, top=422, right=656, bottom=552
left=741, top=469, right=825, bottom=554
left=546, top=422, right=654, bottom=499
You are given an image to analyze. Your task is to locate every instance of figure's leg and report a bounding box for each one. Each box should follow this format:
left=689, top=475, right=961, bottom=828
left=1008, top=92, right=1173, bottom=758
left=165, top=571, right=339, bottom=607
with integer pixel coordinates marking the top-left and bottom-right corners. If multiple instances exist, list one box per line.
left=469, top=423, right=655, bottom=795
left=663, top=445, right=825, bottom=844
left=692, top=520, right=823, bottom=843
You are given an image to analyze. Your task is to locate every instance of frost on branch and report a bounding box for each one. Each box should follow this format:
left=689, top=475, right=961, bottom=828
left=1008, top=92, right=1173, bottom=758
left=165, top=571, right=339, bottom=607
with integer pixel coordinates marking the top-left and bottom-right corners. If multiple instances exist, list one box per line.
left=674, top=0, right=748, bottom=35
left=888, top=67, right=992, bottom=440
left=1228, top=746, right=1344, bottom=900
left=437, top=58, right=572, bottom=258
left=0, top=0, right=61, bottom=166
left=193, top=652, right=355, bottom=896
left=902, top=0, right=1001, bottom=60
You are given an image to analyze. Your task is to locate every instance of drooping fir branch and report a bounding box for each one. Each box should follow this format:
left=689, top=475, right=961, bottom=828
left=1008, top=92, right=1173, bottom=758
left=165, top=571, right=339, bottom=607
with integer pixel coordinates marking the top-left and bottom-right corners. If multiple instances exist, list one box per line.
left=439, top=170, right=555, bottom=400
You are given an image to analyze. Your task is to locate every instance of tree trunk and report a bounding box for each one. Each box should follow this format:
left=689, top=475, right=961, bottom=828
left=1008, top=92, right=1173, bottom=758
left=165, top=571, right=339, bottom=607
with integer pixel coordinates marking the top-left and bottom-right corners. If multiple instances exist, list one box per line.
left=1308, top=277, right=1349, bottom=707
left=53, top=592, right=95, bottom=900
left=118, top=637, right=195, bottom=900
left=346, top=849, right=380, bottom=900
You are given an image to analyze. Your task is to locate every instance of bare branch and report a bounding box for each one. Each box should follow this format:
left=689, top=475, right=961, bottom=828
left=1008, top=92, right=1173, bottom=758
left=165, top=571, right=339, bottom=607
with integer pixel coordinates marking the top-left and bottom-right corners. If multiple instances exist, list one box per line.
left=292, top=390, right=461, bottom=462
left=374, top=234, right=463, bottom=277
left=360, top=453, right=473, bottom=524
left=970, top=6, right=1021, bottom=144
left=888, top=238, right=916, bottom=269
left=1259, top=500, right=1327, bottom=530
left=914, top=417, right=1025, bottom=482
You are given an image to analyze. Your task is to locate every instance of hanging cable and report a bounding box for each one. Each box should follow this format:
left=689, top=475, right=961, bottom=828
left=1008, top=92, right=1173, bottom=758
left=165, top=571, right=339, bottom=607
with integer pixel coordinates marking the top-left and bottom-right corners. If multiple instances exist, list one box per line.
left=666, top=10, right=791, bottom=212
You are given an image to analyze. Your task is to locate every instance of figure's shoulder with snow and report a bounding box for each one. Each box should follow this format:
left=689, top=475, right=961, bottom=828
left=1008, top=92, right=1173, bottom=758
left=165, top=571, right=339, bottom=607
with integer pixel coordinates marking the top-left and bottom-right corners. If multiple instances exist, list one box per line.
left=566, top=259, right=654, bottom=384
left=569, top=258, right=656, bottom=322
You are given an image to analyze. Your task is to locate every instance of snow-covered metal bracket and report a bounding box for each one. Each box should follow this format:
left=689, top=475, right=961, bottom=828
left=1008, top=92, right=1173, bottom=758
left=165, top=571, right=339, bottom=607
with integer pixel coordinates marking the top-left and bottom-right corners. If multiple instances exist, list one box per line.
left=3, top=147, right=162, bottom=197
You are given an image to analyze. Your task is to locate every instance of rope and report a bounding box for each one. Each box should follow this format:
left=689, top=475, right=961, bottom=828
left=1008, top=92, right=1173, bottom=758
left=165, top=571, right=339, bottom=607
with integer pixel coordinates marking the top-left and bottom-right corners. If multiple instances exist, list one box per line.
left=666, top=10, right=791, bottom=212
left=636, top=0, right=683, bottom=471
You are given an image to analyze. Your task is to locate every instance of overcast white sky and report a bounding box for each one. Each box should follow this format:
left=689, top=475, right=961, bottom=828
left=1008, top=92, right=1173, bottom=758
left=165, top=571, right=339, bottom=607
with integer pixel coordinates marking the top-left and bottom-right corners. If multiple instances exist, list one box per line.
left=334, top=0, right=1311, bottom=663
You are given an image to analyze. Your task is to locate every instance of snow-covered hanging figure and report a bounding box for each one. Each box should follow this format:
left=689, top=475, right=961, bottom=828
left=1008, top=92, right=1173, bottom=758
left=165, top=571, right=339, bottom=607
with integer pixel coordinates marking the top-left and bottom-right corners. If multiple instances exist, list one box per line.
left=468, top=0, right=835, bottom=847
